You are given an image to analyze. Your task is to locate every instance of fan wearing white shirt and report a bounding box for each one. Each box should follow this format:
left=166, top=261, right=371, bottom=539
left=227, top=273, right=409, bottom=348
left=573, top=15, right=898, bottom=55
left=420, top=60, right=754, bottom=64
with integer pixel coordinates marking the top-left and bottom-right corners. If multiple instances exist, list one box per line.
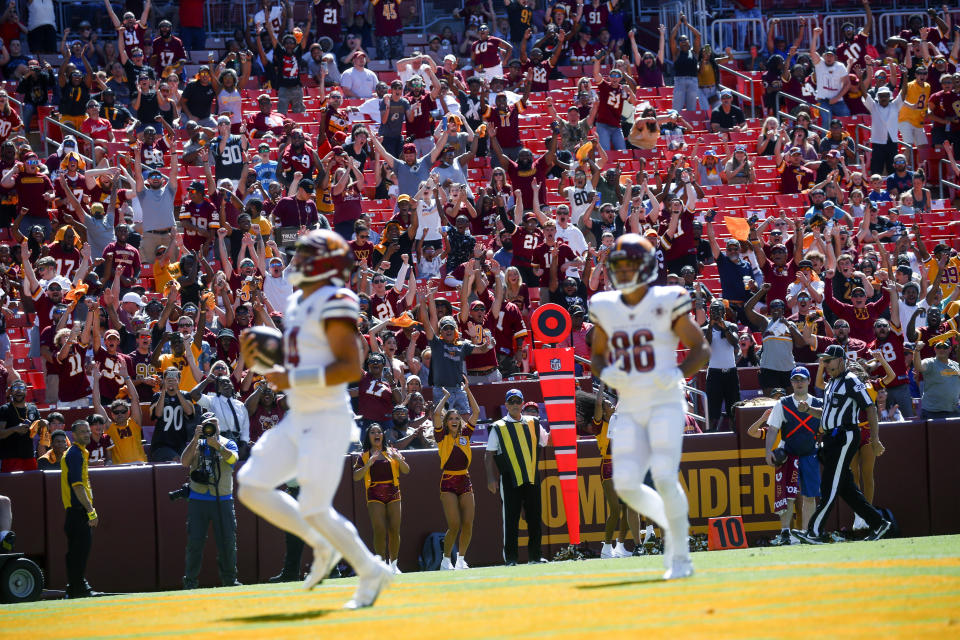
left=253, top=1, right=289, bottom=36
left=810, top=27, right=852, bottom=127
left=357, top=82, right=388, bottom=133
left=555, top=205, right=589, bottom=258
left=194, top=375, right=251, bottom=450
left=263, top=255, right=294, bottom=313
left=339, top=51, right=380, bottom=98
left=415, top=176, right=444, bottom=244
left=562, top=165, right=601, bottom=226
left=414, top=228, right=446, bottom=279
left=397, top=54, right=436, bottom=91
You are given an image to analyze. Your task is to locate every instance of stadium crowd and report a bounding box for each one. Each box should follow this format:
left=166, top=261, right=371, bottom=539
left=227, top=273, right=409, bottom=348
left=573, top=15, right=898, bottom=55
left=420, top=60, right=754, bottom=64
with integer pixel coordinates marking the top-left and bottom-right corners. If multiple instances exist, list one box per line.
left=0, top=0, right=960, bottom=579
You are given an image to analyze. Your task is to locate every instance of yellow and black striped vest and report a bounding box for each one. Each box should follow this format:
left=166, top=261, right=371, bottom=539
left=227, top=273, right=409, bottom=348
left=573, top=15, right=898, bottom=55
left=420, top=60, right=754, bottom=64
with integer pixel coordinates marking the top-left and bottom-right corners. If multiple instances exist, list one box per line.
left=492, top=416, right=539, bottom=488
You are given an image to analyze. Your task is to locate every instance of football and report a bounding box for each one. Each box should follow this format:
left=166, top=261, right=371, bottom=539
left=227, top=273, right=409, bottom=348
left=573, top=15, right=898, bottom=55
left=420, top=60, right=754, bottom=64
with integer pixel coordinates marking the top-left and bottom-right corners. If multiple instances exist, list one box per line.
left=240, top=326, right=284, bottom=373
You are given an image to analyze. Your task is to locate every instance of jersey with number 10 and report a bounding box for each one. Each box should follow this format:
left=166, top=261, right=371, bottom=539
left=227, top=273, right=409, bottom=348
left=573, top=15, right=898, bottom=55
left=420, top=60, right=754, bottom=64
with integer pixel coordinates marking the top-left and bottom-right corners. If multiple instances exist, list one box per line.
left=589, top=285, right=691, bottom=409
left=284, top=285, right=359, bottom=412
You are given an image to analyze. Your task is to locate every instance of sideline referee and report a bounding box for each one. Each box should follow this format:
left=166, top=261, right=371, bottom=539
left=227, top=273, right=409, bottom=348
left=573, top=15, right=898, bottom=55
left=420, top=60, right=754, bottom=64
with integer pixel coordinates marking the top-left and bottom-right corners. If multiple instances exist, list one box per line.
left=484, top=388, right=551, bottom=566
left=795, top=345, right=892, bottom=543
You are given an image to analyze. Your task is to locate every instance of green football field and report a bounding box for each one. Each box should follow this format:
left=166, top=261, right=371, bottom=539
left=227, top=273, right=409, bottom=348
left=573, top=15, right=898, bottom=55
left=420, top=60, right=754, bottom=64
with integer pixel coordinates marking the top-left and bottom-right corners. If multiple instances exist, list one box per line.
left=3, top=535, right=960, bottom=640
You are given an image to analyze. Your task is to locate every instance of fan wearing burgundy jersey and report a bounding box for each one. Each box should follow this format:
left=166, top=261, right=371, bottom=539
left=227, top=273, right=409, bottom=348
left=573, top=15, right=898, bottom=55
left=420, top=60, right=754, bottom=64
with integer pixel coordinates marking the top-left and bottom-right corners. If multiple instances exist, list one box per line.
left=128, top=328, right=158, bottom=400
left=0, top=99, right=23, bottom=143
left=866, top=290, right=913, bottom=418
left=46, top=228, right=82, bottom=280
left=471, top=23, right=513, bottom=82
left=531, top=220, right=577, bottom=293
left=53, top=155, right=87, bottom=222
left=371, top=0, right=404, bottom=62
left=279, top=130, right=321, bottom=184
left=368, top=262, right=416, bottom=322
left=592, top=59, right=634, bottom=151
left=835, top=3, right=873, bottom=76
left=150, top=20, right=187, bottom=76
left=106, top=1, right=151, bottom=61
left=457, top=290, right=502, bottom=385
left=404, top=71, right=441, bottom=156
left=179, top=181, right=219, bottom=253
left=568, top=29, right=597, bottom=66
left=929, top=74, right=959, bottom=146
left=483, top=77, right=531, bottom=160
left=500, top=202, right=543, bottom=287
left=519, top=28, right=564, bottom=93
left=55, top=328, right=93, bottom=408
left=583, top=0, right=610, bottom=38
left=93, top=327, right=134, bottom=404
left=313, top=0, right=343, bottom=44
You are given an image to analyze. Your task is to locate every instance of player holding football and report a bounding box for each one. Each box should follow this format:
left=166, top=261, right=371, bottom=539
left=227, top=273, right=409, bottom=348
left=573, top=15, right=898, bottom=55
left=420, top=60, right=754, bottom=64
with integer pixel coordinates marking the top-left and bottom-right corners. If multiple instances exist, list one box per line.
left=589, top=234, right=710, bottom=580
left=238, top=230, right=392, bottom=609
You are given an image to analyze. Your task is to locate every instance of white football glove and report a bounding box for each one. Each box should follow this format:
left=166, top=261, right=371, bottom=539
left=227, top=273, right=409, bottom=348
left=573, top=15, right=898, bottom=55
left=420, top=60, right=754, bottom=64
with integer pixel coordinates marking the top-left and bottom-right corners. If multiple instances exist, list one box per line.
left=599, top=366, right=632, bottom=392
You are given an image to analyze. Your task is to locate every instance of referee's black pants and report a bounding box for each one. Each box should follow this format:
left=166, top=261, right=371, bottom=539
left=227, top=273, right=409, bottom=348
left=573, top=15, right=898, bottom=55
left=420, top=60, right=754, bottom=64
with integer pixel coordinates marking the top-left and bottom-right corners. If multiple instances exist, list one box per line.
left=706, top=367, right=740, bottom=431
left=502, top=480, right=542, bottom=564
left=806, top=429, right=884, bottom=536
left=64, top=506, right=93, bottom=595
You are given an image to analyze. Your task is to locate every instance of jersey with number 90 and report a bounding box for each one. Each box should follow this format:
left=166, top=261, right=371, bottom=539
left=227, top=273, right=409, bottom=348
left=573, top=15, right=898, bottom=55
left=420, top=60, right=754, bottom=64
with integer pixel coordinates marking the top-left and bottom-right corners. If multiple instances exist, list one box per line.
left=589, top=286, right=691, bottom=409
left=283, top=285, right=360, bottom=412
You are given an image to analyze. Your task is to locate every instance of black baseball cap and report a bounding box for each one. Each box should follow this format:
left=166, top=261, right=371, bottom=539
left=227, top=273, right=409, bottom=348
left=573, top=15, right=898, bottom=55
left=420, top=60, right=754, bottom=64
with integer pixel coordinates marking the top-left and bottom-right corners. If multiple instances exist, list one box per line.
left=819, top=344, right=846, bottom=360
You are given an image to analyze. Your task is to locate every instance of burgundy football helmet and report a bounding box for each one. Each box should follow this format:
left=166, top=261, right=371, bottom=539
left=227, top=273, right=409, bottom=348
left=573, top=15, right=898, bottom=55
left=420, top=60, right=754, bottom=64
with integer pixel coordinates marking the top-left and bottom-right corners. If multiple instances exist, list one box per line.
left=288, top=229, right=353, bottom=288
left=606, top=233, right=658, bottom=292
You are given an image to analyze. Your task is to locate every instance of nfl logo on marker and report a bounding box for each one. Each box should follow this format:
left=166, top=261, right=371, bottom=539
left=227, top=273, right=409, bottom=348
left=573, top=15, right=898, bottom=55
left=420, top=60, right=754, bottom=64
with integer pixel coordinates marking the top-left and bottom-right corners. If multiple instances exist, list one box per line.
left=550, top=358, right=561, bottom=371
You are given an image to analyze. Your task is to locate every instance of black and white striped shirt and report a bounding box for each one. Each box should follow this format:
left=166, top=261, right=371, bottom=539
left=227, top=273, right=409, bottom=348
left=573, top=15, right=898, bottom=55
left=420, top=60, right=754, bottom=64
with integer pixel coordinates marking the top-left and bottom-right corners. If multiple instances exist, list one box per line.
left=822, top=371, right=874, bottom=432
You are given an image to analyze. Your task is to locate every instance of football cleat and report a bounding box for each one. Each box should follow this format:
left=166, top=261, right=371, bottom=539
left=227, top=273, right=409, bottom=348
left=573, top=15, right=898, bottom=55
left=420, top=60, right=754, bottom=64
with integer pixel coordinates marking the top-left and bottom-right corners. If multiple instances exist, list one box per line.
left=288, top=229, right=353, bottom=288
left=663, top=555, right=694, bottom=581
left=344, top=560, right=393, bottom=609
left=455, top=556, right=469, bottom=570
left=303, top=543, right=341, bottom=591
left=606, top=233, right=659, bottom=293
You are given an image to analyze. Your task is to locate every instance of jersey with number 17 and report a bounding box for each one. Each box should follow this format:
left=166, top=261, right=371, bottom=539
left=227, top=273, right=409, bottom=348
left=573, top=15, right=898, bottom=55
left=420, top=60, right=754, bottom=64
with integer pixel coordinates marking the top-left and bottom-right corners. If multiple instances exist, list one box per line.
left=283, top=285, right=360, bottom=413
left=589, top=285, right=691, bottom=409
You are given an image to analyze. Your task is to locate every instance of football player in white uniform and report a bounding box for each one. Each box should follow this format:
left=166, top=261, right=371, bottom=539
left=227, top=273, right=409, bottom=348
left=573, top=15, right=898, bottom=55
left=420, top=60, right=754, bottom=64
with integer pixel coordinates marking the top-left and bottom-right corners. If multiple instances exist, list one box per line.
left=589, top=234, right=710, bottom=580
left=238, top=230, right=392, bottom=609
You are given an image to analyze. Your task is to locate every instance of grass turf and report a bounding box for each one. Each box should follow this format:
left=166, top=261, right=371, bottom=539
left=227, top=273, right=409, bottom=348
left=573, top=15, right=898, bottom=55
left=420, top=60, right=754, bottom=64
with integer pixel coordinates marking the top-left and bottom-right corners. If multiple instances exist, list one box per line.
left=3, top=535, right=960, bottom=640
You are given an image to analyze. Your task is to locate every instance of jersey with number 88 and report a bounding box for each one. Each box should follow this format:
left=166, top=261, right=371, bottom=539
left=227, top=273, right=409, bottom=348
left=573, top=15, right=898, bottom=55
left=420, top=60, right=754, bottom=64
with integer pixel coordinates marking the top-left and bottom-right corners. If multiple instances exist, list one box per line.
left=589, top=286, right=692, bottom=408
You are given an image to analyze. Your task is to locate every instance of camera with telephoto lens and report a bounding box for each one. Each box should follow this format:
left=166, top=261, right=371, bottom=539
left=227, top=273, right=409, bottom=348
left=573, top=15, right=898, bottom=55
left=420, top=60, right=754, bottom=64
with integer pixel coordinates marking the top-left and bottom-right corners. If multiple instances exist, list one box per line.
left=202, top=421, right=217, bottom=438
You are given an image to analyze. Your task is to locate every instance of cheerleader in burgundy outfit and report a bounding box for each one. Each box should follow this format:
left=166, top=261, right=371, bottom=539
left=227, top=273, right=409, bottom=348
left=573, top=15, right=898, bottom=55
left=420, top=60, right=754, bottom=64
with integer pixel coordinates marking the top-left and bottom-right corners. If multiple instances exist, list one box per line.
left=434, top=380, right=480, bottom=570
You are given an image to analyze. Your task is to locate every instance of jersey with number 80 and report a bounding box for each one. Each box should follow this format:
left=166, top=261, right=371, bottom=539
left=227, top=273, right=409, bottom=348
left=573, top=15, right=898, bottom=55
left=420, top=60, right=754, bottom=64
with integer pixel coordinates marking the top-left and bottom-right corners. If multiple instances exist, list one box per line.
left=589, top=285, right=691, bottom=409
left=283, top=285, right=360, bottom=412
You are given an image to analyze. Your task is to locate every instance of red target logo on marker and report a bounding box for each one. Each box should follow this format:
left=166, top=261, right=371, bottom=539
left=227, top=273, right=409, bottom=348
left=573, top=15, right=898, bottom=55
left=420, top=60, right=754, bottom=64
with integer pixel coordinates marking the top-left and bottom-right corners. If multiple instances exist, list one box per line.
left=530, top=303, right=572, bottom=345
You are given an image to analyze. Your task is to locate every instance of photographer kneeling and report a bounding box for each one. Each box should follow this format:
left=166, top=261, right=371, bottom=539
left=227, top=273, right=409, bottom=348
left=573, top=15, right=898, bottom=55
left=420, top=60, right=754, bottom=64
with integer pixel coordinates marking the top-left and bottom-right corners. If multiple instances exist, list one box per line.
left=181, top=412, right=241, bottom=589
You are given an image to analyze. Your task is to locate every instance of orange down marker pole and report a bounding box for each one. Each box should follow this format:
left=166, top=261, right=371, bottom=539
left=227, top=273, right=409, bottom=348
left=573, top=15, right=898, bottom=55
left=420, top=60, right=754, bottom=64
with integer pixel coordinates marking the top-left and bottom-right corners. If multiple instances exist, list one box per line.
left=530, top=304, right=580, bottom=545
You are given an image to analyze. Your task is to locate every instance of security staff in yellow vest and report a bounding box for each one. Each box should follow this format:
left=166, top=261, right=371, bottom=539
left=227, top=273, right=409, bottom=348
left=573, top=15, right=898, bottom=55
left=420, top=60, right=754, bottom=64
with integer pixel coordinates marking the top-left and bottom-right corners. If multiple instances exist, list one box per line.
left=61, top=419, right=100, bottom=598
left=484, top=388, right=552, bottom=566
